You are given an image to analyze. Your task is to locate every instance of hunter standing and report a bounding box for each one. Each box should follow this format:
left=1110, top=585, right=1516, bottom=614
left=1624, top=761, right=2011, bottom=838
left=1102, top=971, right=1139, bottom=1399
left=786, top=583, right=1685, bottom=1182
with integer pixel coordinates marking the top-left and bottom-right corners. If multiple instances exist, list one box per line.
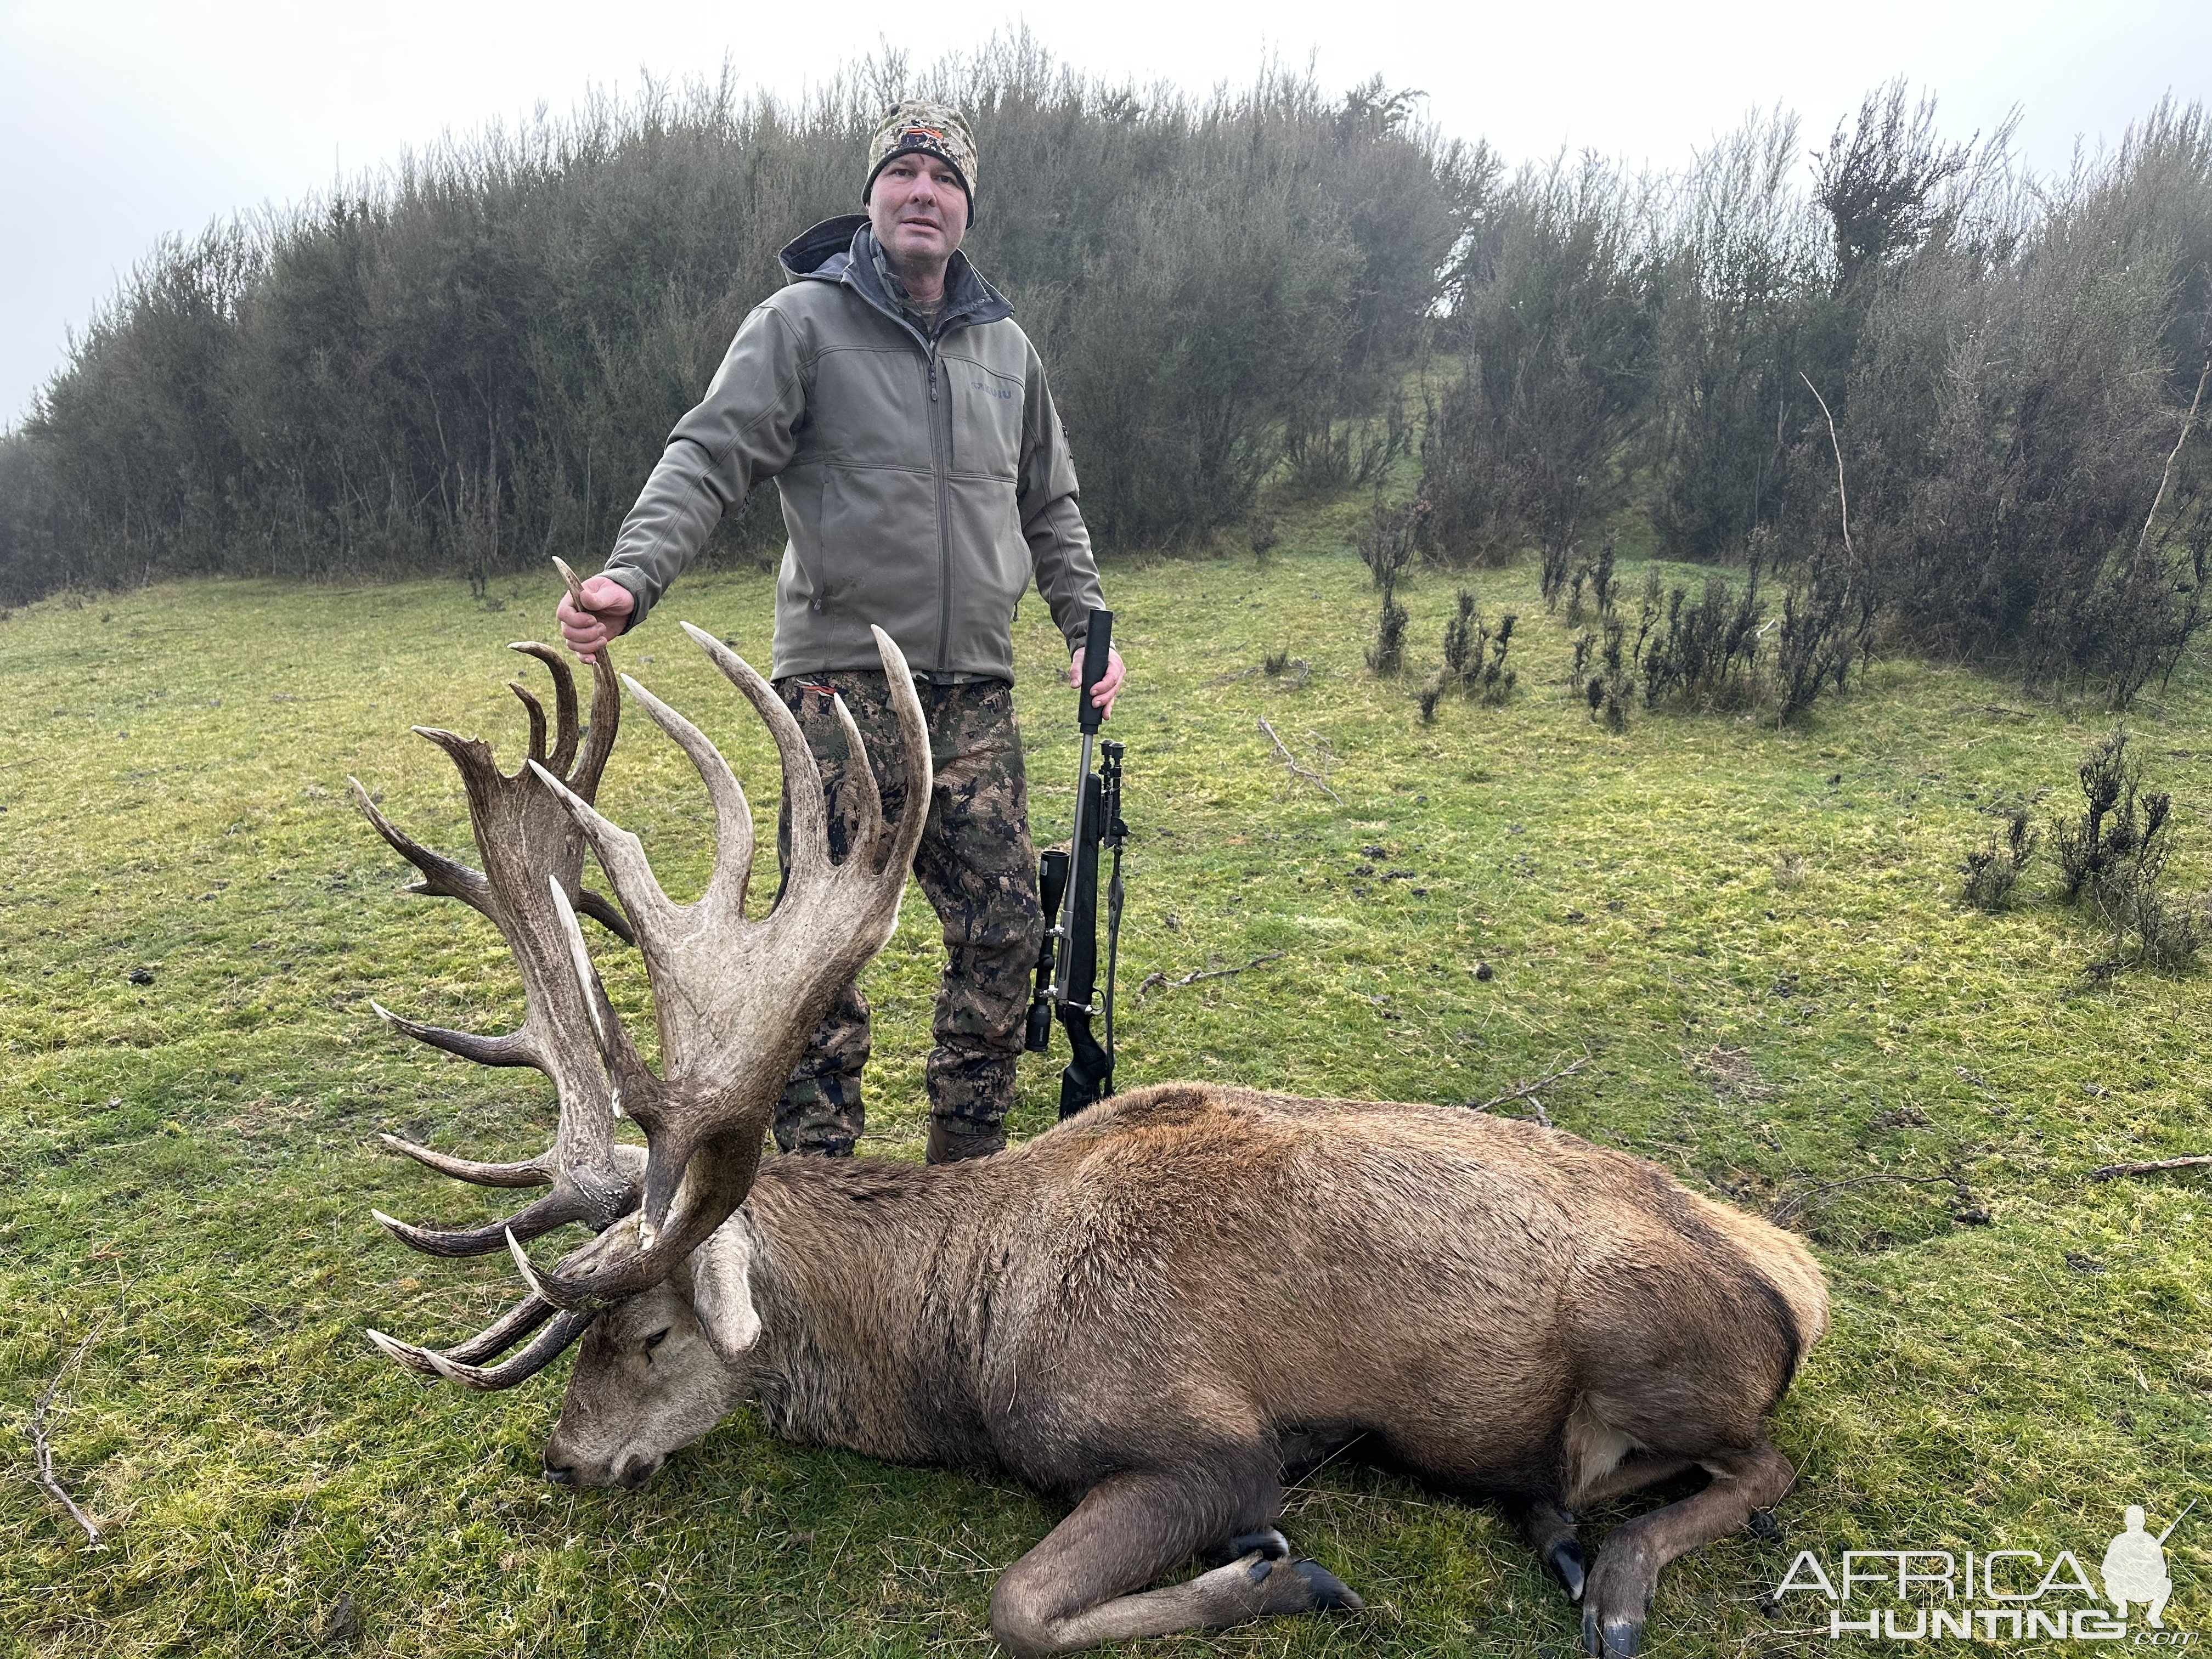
left=557, top=101, right=1124, bottom=1165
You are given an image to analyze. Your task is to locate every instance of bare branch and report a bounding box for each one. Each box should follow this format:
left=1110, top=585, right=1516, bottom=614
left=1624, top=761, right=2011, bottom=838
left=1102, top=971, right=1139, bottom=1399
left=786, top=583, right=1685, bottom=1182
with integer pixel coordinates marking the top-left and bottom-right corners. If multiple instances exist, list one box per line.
left=1466, top=1054, right=1590, bottom=1126
left=1135, top=952, right=1285, bottom=1001
left=2137, top=349, right=2212, bottom=557
left=1800, top=374, right=1854, bottom=563
left=1769, top=1173, right=1961, bottom=1227
left=2089, top=1154, right=2212, bottom=1182
left=31, top=1323, right=106, bottom=1545
left=1256, top=718, right=1341, bottom=803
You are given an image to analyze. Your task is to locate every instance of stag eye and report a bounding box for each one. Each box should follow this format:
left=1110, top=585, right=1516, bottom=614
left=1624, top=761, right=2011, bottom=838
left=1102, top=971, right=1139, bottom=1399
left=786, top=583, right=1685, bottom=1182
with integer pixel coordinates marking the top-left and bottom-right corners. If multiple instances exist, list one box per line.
left=644, top=1328, right=670, bottom=1353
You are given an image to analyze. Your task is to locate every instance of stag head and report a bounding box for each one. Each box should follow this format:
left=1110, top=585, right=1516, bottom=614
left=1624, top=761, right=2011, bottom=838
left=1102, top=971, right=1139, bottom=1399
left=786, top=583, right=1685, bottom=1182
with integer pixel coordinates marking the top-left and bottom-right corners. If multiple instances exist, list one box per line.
left=357, top=594, right=928, bottom=1391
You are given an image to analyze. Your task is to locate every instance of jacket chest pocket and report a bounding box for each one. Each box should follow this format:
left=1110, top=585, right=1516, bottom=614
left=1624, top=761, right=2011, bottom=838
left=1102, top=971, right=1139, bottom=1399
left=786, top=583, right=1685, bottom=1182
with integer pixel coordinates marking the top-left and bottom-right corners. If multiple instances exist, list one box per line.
left=806, top=348, right=935, bottom=471
left=951, top=366, right=1023, bottom=481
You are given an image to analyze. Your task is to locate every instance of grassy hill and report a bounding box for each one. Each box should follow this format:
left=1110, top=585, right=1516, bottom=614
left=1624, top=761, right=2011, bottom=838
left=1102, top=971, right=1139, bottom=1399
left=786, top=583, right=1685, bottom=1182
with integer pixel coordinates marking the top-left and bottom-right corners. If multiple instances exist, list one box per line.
left=2, top=522, right=2208, bottom=1656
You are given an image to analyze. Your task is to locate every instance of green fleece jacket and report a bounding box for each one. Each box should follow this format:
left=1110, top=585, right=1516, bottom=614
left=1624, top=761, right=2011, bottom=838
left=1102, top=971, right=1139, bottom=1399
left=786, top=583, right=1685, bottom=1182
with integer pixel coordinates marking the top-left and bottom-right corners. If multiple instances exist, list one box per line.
left=600, top=216, right=1105, bottom=680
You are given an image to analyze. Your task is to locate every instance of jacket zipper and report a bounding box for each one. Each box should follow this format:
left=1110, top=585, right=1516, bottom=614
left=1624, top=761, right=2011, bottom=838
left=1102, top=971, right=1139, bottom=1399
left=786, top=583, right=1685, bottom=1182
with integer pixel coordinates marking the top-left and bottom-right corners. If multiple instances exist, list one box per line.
left=929, top=341, right=954, bottom=674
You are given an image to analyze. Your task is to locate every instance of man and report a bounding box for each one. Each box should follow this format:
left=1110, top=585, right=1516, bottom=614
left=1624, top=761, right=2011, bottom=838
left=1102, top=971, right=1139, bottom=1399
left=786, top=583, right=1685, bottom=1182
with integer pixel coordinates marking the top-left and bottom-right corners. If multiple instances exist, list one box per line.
left=557, top=100, right=1124, bottom=1166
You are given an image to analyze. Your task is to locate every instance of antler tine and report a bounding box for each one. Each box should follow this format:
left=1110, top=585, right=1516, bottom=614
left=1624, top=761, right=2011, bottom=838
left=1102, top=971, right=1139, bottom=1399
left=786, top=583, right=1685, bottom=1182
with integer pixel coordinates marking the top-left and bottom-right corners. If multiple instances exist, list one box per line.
left=507, top=641, right=582, bottom=775
left=370, top=1180, right=618, bottom=1257
left=348, top=777, right=494, bottom=917
left=617, top=674, right=757, bottom=920
left=365, top=1290, right=561, bottom=1372
left=572, top=888, right=636, bottom=945
left=865, top=626, right=932, bottom=873
left=548, top=559, right=624, bottom=797
left=377, top=1133, right=551, bottom=1188
left=825, top=690, right=885, bottom=865
left=439, top=1293, right=558, bottom=1364
left=369, top=998, right=538, bottom=1070
left=573, top=644, right=623, bottom=797
left=366, top=1308, right=591, bottom=1390
left=679, top=623, right=831, bottom=880
left=506, top=680, right=551, bottom=763
left=543, top=873, right=642, bottom=1091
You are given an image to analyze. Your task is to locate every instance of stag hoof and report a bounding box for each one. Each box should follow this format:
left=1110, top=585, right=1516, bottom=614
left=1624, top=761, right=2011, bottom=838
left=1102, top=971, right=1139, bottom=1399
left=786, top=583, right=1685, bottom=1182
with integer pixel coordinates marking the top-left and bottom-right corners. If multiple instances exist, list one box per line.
left=1582, top=1604, right=1645, bottom=1659
left=1582, top=1549, right=1654, bottom=1659
left=1201, top=1528, right=1291, bottom=1567
left=1548, top=1536, right=1589, bottom=1602
left=1289, top=1559, right=1364, bottom=1612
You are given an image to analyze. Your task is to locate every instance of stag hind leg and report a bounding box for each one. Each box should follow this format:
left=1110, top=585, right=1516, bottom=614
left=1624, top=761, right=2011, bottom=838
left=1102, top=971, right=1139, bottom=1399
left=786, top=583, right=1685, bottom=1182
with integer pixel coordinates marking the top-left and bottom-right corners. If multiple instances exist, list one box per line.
left=1577, top=1437, right=1796, bottom=1659
left=1508, top=1496, right=1592, bottom=1602
left=989, top=1463, right=1362, bottom=1658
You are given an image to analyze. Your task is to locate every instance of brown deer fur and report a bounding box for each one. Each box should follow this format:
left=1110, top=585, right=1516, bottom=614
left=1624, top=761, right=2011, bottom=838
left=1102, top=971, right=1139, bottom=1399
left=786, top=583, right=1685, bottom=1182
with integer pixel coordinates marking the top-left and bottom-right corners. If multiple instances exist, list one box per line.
left=537, top=1083, right=1827, bottom=1658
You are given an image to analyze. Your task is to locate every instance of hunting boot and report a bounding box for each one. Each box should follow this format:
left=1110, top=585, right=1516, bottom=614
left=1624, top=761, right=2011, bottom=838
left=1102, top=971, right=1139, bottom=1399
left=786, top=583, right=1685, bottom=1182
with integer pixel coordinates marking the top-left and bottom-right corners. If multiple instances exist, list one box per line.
left=926, top=1116, right=1006, bottom=1164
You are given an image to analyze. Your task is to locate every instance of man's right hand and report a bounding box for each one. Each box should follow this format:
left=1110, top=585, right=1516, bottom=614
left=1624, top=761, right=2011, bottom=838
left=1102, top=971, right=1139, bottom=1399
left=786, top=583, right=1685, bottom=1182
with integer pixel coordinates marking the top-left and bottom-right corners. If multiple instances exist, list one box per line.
left=557, top=575, right=635, bottom=663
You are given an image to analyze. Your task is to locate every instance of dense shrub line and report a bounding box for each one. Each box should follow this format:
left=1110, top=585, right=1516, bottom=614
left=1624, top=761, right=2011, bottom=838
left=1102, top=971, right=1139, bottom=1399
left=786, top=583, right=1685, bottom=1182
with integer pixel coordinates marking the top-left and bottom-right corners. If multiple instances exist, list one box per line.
left=0, top=40, right=1477, bottom=600
left=1417, top=87, right=2212, bottom=708
left=5, top=61, right=2208, bottom=718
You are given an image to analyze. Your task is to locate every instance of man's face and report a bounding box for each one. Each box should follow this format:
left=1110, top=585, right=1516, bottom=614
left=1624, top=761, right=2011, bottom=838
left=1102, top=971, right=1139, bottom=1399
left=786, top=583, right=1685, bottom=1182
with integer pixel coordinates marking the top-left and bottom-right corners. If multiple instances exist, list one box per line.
left=868, top=153, right=969, bottom=268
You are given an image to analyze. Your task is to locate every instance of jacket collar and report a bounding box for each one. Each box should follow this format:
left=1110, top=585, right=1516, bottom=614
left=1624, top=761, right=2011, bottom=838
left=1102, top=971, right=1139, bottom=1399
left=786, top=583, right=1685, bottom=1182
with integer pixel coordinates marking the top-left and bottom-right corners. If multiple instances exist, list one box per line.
left=778, top=215, right=1012, bottom=342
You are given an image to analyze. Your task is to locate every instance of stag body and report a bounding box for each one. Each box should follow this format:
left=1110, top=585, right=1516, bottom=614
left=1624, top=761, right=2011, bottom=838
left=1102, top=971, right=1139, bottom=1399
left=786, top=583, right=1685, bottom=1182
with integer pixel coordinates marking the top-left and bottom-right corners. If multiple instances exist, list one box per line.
left=357, top=612, right=1825, bottom=1658
left=542, top=1084, right=1825, bottom=1657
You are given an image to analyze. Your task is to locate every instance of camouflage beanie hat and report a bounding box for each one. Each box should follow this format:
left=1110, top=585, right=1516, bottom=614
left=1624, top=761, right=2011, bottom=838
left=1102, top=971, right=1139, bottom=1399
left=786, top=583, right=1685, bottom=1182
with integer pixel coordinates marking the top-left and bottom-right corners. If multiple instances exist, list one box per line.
left=863, top=99, right=979, bottom=225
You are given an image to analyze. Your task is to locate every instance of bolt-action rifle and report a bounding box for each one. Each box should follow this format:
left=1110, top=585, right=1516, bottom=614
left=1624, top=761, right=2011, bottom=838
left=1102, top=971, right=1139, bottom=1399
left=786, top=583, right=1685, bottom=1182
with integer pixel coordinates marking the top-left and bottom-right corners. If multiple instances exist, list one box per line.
left=1025, top=609, right=1126, bottom=1118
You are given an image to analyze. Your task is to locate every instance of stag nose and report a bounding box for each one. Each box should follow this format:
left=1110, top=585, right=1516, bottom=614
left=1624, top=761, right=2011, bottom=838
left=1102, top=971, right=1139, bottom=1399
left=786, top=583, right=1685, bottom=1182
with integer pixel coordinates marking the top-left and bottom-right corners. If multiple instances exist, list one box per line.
left=541, top=1455, right=576, bottom=1486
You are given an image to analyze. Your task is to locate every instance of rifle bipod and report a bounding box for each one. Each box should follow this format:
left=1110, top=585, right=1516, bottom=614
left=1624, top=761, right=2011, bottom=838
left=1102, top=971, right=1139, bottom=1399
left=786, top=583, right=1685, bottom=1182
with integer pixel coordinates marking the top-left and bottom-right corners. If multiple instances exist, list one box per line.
left=1025, top=610, right=1127, bottom=1118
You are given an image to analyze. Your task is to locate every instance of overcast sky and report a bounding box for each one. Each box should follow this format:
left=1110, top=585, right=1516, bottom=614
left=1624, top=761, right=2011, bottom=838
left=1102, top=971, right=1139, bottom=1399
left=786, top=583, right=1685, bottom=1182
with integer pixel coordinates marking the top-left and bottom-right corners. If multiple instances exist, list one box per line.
left=3, top=0, right=2203, bottom=428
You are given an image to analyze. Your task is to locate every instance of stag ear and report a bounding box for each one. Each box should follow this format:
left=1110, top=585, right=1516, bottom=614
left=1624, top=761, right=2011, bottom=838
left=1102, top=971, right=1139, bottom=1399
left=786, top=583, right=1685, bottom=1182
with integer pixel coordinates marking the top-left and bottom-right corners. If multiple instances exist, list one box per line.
left=685, top=1213, right=763, bottom=1365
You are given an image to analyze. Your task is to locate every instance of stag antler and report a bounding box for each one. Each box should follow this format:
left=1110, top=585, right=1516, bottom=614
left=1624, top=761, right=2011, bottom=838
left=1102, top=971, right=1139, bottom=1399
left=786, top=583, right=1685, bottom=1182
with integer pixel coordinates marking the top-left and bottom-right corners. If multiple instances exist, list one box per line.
left=364, top=614, right=930, bottom=1387
left=511, top=621, right=930, bottom=1307
left=350, top=629, right=637, bottom=1259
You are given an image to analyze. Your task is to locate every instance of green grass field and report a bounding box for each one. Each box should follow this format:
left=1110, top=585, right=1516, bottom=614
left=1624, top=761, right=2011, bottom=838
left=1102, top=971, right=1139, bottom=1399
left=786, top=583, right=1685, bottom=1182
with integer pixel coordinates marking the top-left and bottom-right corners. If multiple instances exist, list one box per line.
left=3, top=520, right=2209, bottom=1657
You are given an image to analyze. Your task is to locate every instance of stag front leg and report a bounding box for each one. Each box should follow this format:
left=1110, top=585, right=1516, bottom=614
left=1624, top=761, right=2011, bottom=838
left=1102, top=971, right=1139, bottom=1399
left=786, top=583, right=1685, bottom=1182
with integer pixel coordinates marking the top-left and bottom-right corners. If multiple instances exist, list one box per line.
left=989, top=1463, right=1361, bottom=1658
left=1581, top=1438, right=1796, bottom=1659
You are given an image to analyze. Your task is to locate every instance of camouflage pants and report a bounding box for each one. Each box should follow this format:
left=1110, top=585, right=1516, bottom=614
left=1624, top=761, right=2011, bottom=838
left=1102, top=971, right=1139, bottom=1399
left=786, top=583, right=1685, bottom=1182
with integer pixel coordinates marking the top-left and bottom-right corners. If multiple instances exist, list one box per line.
left=772, top=672, right=1042, bottom=1154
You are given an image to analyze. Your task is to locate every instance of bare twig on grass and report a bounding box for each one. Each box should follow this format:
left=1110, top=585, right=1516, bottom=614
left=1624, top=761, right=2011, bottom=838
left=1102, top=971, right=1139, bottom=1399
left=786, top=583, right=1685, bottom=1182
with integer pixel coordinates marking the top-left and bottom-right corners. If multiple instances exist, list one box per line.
left=2089, top=1154, right=2212, bottom=1181
left=1256, top=718, right=1340, bottom=803
left=1135, top=953, right=1286, bottom=1002
left=1466, top=1054, right=1590, bottom=1127
left=1279, top=1430, right=1373, bottom=1503
left=1768, top=1173, right=1961, bottom=1227
left=31, top=1323, right=106, bottom=1544
left=1801, top=374, right=1854, bottom=562
left=2137, top=350, right=2212, bottom=557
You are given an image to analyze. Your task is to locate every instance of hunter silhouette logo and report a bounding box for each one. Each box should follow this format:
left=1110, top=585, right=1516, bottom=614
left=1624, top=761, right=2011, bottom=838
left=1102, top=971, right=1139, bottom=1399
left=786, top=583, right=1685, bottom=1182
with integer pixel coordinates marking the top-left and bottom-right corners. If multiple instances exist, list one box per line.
left=1774, top=1502, right=2194, bottom=1642
left=2106, top=1504, right=2190, bottom=1630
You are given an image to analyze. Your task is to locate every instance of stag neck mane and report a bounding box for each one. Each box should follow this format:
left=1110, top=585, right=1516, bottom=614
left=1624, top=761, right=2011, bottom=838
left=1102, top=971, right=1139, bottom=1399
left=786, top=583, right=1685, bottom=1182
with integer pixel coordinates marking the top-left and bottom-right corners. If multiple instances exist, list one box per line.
left=737, top=1153, right=1028, bottom=1470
